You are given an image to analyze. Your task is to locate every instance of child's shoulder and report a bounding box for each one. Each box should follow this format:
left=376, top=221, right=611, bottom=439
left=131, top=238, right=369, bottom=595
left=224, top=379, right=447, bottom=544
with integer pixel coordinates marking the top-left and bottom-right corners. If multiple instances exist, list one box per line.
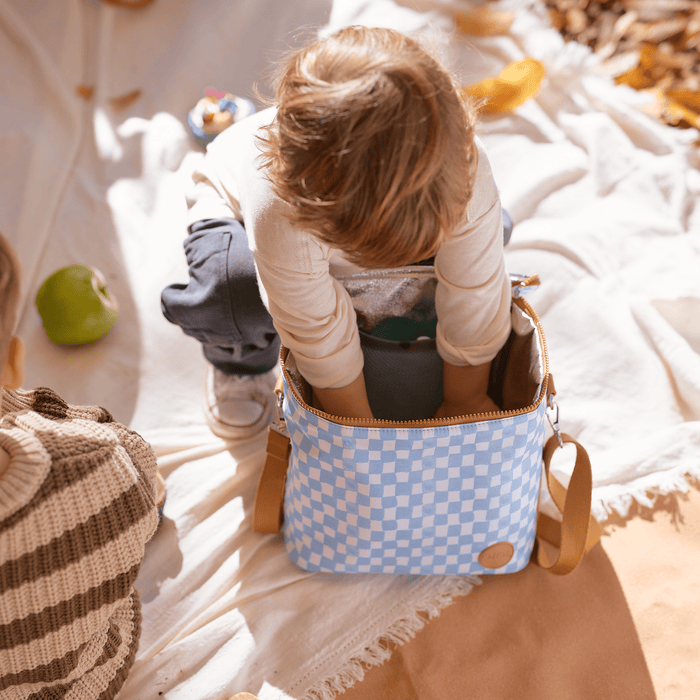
left=473, top=135, right=494, bottom=175
left=464, top=135, right=500, bottom=224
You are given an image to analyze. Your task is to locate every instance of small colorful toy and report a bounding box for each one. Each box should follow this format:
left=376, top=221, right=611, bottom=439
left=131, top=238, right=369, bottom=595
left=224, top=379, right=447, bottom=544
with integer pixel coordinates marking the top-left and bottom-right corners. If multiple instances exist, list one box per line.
left=188, top=88, right=256, bottom=148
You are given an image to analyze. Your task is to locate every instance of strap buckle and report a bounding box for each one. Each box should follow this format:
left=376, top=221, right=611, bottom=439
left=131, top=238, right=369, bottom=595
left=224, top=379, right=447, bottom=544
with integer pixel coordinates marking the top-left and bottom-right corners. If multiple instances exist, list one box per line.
left=546, top=393, right=563, bottom=449
left=275, top=390, right=287, bottom=434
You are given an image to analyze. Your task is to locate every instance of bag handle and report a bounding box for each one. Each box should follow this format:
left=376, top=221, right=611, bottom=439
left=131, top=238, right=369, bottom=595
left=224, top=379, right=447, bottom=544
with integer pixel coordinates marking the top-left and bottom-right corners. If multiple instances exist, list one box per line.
left=534, top=433, right=602, bottom=575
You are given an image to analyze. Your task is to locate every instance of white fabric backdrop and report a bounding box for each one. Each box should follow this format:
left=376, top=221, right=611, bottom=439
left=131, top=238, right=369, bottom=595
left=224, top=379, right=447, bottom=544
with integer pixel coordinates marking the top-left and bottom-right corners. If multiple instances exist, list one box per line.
left=2, top=0, right=699, bottom=698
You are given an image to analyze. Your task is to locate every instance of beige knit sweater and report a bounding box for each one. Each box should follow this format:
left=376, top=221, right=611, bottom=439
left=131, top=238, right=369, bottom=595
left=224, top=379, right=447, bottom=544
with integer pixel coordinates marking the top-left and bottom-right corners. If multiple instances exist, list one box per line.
left=0, top=387, right=159, bottom=699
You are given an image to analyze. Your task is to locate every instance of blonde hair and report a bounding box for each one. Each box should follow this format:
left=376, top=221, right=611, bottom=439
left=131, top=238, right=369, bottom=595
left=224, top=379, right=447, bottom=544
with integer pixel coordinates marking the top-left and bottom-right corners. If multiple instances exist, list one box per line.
left=0, top=233, right=22, bottom=365
left=259, top=26, right=478, bottom=268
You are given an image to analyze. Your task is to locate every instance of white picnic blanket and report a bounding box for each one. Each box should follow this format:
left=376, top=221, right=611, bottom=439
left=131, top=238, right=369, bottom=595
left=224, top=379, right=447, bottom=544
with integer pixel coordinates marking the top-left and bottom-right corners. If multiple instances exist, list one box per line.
left=2, top=0, right=699, bottom=698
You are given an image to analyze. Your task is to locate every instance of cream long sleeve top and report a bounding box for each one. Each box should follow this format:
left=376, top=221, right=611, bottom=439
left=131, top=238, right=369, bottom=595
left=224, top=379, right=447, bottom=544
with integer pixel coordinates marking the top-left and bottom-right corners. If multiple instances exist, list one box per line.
left=187, top=107, right=512, bottom=389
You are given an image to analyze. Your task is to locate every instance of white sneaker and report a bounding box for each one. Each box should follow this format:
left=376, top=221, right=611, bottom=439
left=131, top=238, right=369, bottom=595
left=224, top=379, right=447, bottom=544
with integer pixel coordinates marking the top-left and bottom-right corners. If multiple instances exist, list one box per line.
left=204, top=365, right=278, bottom=439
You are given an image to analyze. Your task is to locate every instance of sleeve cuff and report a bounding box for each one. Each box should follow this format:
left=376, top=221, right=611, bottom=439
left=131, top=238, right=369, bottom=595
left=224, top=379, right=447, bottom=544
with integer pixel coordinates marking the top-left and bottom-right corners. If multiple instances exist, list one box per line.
left=436, top=315, right=511, bottom=367
left=284, top=329, right=365, bottom=390
left=186, top=197, right=240, bottom=228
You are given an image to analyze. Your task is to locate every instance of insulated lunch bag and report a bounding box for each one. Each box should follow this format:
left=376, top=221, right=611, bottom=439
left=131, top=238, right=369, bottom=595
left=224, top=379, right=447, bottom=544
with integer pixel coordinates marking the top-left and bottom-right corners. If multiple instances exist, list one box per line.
left=254, top=268, right=601, bottom=576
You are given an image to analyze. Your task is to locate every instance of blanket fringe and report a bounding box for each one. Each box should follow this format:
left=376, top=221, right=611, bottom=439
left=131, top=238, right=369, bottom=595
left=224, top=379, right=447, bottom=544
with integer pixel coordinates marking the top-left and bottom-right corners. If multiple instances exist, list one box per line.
left=300, top=575, right=480, bottom=700
left=297, top=469, right=700, bottom=700
left=593, top=465, right=700, bottom=523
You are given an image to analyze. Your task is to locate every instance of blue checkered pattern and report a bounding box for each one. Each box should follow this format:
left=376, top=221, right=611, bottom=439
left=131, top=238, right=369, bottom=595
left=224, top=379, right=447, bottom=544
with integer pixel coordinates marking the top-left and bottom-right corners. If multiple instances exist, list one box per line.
left=282, top=382, right=546, bottom=576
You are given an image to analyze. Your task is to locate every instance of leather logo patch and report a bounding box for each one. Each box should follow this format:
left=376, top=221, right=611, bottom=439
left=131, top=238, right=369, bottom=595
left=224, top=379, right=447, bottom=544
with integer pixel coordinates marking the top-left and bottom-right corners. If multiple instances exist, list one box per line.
left=478, top=542, right=515, bottom=569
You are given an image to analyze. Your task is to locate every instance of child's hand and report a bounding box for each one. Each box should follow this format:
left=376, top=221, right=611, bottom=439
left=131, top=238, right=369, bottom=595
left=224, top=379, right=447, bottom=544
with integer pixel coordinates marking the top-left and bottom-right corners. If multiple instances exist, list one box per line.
left=312, top=371, right=374, bottom=420
left=433, top=394, right=500, bottom=419
left=437, top=359, right=500, bottom=418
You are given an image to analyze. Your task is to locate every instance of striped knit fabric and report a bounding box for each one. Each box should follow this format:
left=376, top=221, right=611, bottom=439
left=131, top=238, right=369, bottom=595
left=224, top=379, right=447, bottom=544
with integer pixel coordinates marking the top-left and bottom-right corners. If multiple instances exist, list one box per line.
left=0, top=387, right=159, bottom=700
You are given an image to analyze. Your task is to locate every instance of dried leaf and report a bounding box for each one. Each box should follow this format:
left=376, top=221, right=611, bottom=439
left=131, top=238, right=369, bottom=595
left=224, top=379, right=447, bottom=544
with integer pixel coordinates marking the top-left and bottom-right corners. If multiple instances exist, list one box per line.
left=593, top=11, right=616, bottom=50
left=615, top=64, right=654, bottom=90
left=76, top=84, right=94, bottom=100
left=543, top=0, right=700, bottom=132
left=686, top=12, right=700, bottom=38
left=662, top=93, right=700, bottom=128
left=629, top=18, right=688, bottom=44
left=455, top=7, right=514, bottom=36
left=542, top=0, right=700, bottom=132
left=612, top=10, right=640, bottom=41
left=667, top=88, right=700, bottom=113
left=627, top=0, right=693, bottom=22
left=463, top=58, right=546, bottom=114
left=642, top=87, right=700, bottom=128
left=653, top=43, right=696, bottom=70
left=597, top=50, right=641, bottom=78
left=566, top=7, right=588, bottom=34
left=108, top=89, right=142, bottom=111
left=617, top=44, right=694, bottom=81
left=100, top=0, right=155, bottom=7
left=548, top=7, right=566, bottom=31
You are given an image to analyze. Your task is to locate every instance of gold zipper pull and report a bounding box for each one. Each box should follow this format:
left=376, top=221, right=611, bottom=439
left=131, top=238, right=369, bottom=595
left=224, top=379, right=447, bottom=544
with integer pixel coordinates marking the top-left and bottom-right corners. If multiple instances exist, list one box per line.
left=545, top=374, right=563, bottom=448
left=510, top=273, right=541, bottom=298
left=273, top=372, right=287, bottom=434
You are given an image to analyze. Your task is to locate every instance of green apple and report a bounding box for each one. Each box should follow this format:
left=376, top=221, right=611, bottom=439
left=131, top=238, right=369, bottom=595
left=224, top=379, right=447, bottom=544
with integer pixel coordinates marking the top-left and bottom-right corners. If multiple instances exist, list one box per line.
left=36, top=264, right=119, bottom=345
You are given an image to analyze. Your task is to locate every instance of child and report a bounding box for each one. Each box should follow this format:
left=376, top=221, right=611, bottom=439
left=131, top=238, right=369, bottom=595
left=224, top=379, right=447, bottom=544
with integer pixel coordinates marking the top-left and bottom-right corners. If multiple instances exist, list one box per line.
left=162, top=26, right=511, bottom=436
left=0, top=233, right=160, bottom=699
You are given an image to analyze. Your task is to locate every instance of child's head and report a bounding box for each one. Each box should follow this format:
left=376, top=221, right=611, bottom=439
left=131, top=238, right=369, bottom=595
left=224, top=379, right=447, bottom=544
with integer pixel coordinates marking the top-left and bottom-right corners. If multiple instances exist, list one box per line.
left=0, top=232, right=25, bottom=389
left=260, top=25, right=478, bottom=268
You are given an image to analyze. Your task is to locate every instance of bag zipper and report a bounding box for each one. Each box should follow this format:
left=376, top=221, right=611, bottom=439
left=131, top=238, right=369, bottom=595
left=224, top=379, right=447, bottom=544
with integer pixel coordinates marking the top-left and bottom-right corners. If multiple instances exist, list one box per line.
left=511, top=273, right=541, bottom=298
left=277, top=296, right=551, bottom=429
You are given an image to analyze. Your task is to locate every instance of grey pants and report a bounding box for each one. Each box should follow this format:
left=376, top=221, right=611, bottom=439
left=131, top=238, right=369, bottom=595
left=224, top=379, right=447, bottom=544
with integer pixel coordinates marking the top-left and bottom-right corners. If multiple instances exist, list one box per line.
left=161, top=219, right=280, bottom=375
left=161, top=213, right=513, bottom=376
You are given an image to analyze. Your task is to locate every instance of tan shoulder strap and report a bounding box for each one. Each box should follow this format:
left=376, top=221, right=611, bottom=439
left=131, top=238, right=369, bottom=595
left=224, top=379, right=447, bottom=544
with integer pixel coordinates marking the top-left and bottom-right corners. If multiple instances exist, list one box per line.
left=252, top=424, right=290, bottom=533
left=252, top=375, right=290, bottom=534
left=534, top=433, right=602, bottom=574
